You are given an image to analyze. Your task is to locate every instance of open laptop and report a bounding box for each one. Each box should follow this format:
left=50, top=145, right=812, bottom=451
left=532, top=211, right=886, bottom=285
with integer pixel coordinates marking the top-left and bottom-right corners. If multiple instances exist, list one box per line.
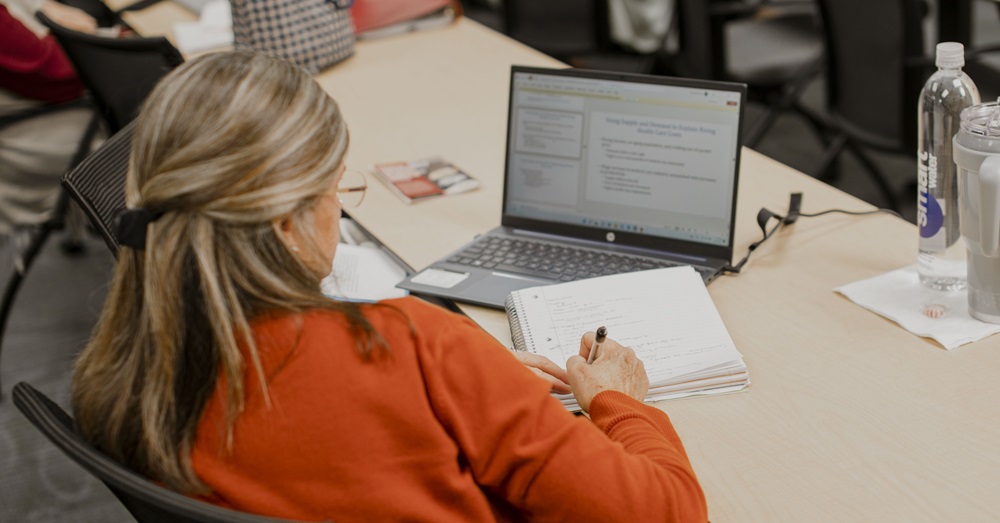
left=397, top=66, right=747, bottom=309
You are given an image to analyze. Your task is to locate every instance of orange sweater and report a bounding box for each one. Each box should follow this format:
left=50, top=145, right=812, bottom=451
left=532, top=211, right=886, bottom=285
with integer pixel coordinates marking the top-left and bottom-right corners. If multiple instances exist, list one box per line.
left=192, top=297, right=707, bottom=522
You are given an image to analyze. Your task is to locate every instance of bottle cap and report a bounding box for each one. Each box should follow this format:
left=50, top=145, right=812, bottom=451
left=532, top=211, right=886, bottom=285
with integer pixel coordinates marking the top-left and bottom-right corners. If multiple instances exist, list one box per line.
left=936, top=42, right=965, bottom=68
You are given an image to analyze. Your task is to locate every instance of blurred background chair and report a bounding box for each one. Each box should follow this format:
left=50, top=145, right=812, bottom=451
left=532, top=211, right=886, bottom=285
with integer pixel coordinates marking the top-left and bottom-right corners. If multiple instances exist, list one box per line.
left=3, top=120, right=129, bottom=390
left=59, top=0, right=174, bottom=27
left=807, top=0, right=926, bottom=211
left=472, top=0, right=827, bottom=148
left=931, top=0, right=1000, bottom=103
left=668, top=0, right=826, bottom=149
left=1, top=15, right=181, bottom=396
left=12, top=381, right=306, bottom=523
left=0, top=101, right=102, bottom=399
left=811, top=0, right=1000, bottom=212
left=497, top=0, right=659, bottom=73
left=37, top=11, right=184, bottom=133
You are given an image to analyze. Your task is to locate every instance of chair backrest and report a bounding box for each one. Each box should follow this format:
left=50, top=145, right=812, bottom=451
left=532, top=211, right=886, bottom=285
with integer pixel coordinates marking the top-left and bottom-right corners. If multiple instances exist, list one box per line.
left=36, top=12, right=184, bottom=133
left=814, top=0, right=928, bottom=151
left=673, top=0, right=725, bottom=80
left=61, top=121, right=135, bottom=255
left=674, top=0, right=822, bottom=82
left=12, top=382, right=304, bottom=523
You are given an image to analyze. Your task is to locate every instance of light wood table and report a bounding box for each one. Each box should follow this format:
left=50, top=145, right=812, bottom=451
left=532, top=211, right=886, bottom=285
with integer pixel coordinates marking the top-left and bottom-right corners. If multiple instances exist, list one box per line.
left=118, top=11, right=1000, bottom=522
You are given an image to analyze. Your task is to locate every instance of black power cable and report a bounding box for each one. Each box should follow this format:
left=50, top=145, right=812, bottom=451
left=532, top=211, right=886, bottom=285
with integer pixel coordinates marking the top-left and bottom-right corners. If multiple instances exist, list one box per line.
left=722, top=192, right=902, bottom=275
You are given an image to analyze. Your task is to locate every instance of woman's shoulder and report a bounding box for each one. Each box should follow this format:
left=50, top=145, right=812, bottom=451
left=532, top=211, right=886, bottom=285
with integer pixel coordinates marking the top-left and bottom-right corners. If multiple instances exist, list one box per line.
left=253, top=296, right=447, bottom=325
left=295, top=296, right=460, bottom=323
left=251, top=297, right=489, bottom=356
left=292, top=296, right=476, bottom=338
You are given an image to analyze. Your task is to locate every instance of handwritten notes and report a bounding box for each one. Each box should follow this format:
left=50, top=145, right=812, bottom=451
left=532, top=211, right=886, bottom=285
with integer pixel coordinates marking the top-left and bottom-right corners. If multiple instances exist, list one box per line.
left=507, top=266, right=748, bottom=409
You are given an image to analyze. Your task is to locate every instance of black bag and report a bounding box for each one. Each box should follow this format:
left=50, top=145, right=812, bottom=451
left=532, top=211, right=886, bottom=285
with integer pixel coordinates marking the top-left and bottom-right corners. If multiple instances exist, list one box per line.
left=230, top=0, right=355, bottom=74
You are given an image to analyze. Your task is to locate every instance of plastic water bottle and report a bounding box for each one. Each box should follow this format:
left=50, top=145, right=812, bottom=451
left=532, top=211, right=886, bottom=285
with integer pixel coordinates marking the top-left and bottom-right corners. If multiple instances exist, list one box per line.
left=917, top=42, right=980, bottom=291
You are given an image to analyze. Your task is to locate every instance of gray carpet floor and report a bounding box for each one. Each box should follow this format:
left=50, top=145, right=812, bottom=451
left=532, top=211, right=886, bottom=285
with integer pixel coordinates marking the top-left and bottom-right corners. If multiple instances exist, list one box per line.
left=0, top=234, right=130, bottom=521
left=2, top=3, right=999, bottom=521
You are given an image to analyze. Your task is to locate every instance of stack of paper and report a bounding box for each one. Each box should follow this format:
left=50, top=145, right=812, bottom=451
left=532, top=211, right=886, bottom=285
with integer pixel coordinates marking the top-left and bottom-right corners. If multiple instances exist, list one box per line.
left=322, top=243, right=409, bottom=302
left=506, top=266, right=749, bottom=411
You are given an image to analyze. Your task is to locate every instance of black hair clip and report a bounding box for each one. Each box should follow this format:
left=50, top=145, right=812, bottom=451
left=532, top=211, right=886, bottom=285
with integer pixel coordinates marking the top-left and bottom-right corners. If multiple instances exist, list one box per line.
left=116, top=208, right=164, bottom=250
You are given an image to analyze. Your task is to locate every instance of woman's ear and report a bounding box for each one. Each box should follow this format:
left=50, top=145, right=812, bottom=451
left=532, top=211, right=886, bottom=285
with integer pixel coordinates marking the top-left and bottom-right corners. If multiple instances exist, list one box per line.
left=273, top=217, right=297, bottom=248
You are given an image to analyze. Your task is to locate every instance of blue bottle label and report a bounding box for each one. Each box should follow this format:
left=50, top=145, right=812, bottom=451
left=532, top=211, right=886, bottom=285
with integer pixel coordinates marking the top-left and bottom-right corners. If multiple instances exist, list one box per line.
left=919, top=191, right=944, bottom=238
left=917, top=150, right=942, bottom=238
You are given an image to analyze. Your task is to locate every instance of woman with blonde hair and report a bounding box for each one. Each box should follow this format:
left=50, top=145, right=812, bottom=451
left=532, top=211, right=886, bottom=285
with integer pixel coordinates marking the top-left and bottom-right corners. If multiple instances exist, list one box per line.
left=72, top=50, right=708, bottom=522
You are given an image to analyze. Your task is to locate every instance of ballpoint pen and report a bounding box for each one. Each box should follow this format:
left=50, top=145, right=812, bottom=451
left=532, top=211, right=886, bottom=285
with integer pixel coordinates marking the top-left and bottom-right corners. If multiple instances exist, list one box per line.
left=587, top=326, right=607, bottom=364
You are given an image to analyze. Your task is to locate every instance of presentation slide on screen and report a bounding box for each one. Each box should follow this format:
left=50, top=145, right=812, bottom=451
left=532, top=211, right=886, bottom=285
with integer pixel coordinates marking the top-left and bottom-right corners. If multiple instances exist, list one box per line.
left=584, top=111, right=733, bottom=217
left=507, top=156, right=580, bottom=206
left=514, top=108, right=584, bottom=159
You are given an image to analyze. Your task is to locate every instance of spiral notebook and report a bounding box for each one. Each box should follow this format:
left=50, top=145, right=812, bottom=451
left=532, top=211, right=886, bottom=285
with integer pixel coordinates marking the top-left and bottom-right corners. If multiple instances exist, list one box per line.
left=505, top=266, right=749, bottom=411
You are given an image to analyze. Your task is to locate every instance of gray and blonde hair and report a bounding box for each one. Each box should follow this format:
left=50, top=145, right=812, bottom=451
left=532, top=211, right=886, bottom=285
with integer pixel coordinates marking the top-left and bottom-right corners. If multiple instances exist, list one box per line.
left=72, top=51, right=379, bottom=493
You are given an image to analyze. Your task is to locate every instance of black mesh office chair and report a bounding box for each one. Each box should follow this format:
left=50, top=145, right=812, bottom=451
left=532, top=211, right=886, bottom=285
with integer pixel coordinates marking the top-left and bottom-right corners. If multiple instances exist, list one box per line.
left=669, top=0, right=825, bottom=148
left=60, top=120, right=135, bottom=255
left=12, top=382, right=305, bottom=523
left=36, top=12, right=184, bottom=133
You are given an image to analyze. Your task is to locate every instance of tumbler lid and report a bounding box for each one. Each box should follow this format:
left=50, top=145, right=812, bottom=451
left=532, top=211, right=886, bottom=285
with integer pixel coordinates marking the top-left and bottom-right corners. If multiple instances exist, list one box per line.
left=960, top=100, right=1000, bottom=138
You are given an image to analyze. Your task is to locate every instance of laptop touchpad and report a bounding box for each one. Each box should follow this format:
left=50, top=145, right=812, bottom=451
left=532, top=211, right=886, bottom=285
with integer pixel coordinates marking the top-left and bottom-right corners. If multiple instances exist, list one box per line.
left=462, top=273, right=545, bottom=307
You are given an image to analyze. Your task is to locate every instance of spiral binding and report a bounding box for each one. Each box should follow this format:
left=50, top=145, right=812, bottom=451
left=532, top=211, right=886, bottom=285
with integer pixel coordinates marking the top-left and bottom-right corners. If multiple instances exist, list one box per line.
left=505, top=293, right=529, bottom=352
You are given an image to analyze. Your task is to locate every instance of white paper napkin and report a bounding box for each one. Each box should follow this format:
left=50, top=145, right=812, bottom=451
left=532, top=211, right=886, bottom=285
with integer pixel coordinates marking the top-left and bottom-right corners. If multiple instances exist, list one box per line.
left=834, top=264, right=1000, bottom=350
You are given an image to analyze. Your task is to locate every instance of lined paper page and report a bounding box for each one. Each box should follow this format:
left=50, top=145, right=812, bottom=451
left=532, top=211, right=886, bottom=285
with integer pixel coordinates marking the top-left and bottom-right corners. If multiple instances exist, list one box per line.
left=512, top=266, right=743, bottom=384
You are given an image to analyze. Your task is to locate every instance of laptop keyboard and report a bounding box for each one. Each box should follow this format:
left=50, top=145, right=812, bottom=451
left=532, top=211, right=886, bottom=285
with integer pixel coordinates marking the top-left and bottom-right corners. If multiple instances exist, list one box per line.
left=446, top=236, right=710, bottom=282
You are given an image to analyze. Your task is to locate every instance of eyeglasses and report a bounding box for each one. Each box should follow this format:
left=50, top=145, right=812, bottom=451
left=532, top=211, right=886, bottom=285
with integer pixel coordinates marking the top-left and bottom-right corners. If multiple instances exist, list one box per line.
left=337, top=169, right=367, bottom=208
left=330, top=0, right=354, bottom=9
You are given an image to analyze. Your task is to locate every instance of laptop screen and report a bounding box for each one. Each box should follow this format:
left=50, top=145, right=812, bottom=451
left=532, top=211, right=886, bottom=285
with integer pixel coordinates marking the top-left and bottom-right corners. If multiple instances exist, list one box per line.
left=502, top=67, right=745, bottom=259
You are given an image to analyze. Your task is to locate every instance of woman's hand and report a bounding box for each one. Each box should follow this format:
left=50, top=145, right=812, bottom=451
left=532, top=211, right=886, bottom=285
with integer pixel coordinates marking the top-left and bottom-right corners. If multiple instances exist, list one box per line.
left=513, top=351, right=571, bottom=394
left=566, top=332, right=649, bottom=412
left=41, top=0, right=98, bottom=33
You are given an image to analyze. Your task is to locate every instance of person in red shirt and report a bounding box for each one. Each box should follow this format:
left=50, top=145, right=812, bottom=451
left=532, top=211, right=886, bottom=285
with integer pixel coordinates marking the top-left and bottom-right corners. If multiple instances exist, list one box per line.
left=71, top=50, right=709, bottom=522
left=0, top=0, right=97, bottom=234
